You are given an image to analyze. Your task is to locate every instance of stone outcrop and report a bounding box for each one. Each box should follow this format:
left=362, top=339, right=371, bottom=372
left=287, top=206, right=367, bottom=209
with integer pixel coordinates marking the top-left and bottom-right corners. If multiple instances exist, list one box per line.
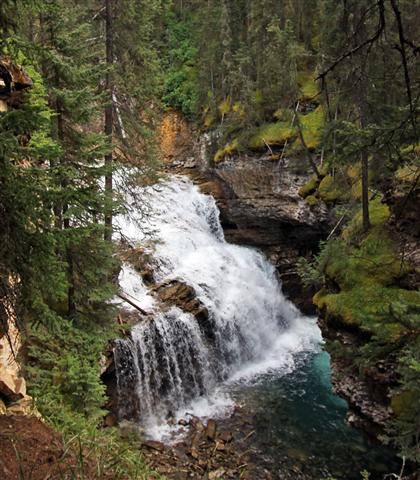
left=154, top=280, right=208, bottom=321
left=320, top=318, right=398, bottom=439
left=0, top=56, right=33, bottom=111
left=0, top=315, right=34, bottom=415
left=160, top=110, right=197, bottom=168
left=211, top=156, right=329, bottom=249
left=153, top=279, right=216, bottom=341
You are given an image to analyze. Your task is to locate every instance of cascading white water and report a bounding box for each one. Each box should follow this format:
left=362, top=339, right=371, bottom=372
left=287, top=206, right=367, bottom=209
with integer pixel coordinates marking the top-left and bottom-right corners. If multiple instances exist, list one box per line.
left=114, top=174, right=321, bottom=440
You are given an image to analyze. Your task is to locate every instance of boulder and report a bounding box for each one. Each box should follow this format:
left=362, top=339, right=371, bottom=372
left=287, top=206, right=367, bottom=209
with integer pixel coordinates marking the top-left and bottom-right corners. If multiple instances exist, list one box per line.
left=154, top=280, right=215, bottom=340
left=0, top=366, right=27, bottom=403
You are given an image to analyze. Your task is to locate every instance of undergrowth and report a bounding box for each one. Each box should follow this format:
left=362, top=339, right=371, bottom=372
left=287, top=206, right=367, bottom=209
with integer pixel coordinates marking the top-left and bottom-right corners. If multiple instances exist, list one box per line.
left=23, top=314, right=161, bottom=479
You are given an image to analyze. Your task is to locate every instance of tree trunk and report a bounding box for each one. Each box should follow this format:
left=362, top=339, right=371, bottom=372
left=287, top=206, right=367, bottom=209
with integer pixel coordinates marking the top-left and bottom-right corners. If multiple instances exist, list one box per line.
left=361, top=148, right=370, bottom=232
left=359, top=67, right=370, bottom=233
left=104, top=0, right=113, bottom=242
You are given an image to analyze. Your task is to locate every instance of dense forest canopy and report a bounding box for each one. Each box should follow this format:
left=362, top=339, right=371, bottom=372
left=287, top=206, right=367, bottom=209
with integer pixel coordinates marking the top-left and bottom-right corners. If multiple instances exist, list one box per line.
left=0, top=0, right=419, bottom=476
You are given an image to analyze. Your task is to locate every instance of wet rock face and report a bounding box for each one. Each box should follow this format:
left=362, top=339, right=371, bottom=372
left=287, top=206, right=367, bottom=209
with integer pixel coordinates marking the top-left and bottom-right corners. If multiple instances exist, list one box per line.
left=320, top=319, right=396, bottom=438
left=161, top=120, right=330, bottom=256
left=153, top=280, right=215, bottom=341
left=212, top=157, right=329, bottom=250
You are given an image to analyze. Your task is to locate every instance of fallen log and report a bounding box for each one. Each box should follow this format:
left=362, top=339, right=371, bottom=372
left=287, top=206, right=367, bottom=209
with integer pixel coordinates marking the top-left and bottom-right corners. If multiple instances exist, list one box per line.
left=116, top=292, right=149, bottom=316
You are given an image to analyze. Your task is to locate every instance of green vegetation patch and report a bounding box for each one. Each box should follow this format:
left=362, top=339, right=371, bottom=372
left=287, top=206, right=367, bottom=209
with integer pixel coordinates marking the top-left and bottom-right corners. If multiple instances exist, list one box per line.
left=214, top=137, right=240, bottom=163
left=248, top=122, right=295, bottom=150
left=299, top=105, right=325, bottom=150
left=298, top=174, right=320, bottom=198
left=310, top=198, right=419, bottom=337
left=314, top=284, right=418, bottom=336
left=318, top=175, right=341, bottom=203
left=297, top=72, right=320, bottom=101
left=305, top=194, right=318, bottom=206
left=342, top=198, right=390, bottom=241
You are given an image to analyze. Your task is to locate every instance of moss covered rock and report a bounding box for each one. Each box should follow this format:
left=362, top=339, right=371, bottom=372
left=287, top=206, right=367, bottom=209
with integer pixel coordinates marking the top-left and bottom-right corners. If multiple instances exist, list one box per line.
left=214, top=138, right=240, bottom=163
left=299, top=105, right=325, bottom=150
left=313, top=199, right=420, bottom=338
left=305, top=195, right=318, bottom=206
left=298, top=175, right=319, bottom=198
left=248, top=122, right=295, bottom=150
left=318, top=175, right=341, bottom=203
left=297, top=72, right=320, bottom=101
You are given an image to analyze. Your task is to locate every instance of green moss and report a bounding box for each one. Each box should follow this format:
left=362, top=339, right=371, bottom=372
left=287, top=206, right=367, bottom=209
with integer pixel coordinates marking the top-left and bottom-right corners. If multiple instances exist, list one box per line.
left=297, top=72, right=320, bottom=101
left=214, top=137, right=240, bottom=163
left=313, top=199, right=419, bottom=337
left=298, top=174, right=319, bottom=198
left=316, top=285, right=419, bottom=335
left=218, top=98, right=231, bottom=116
left=305, top=195, right=318, bottom=206
left=203, top=111, right=215, bottom=129
left=273, top=108, right=294, bottom=122
left=305, top=195, right=318, bottom=207
left=395, top=164, right=420, bottom=184
left=248, top=122, right=295, bottom=150
left=299, top=105, right=325, bottom=150
left=343, top=198, right=390, bottom=241
left=318, top=175, right=341, bottom=203
left=391, top=390, right=418, bottom=416
left=400, top=142, right=420, bottom=158
left=232, top=101, right=246, bottom=119
left=325, top=232, right=401, bottom=291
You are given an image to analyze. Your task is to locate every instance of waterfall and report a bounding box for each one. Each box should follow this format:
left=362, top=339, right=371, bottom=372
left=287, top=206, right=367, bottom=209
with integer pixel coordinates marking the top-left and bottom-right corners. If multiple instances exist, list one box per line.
left=114, top=174, right=321, bottom=440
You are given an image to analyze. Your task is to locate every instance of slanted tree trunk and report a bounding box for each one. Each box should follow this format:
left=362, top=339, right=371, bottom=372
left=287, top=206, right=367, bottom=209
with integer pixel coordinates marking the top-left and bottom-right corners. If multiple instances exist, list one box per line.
left=104, top=0, right=113, bottom=242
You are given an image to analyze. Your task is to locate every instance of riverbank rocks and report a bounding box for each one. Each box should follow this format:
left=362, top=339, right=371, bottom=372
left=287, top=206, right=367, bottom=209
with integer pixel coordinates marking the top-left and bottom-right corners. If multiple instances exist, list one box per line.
left=320, top=319, right=396, bottom=438
left=206, top=419, right=217, bottom=440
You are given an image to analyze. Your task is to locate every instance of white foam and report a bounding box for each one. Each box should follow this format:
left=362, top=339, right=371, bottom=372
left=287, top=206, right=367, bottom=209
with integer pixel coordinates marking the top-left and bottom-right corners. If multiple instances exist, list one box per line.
left=118, top=264, right=156, bottom=312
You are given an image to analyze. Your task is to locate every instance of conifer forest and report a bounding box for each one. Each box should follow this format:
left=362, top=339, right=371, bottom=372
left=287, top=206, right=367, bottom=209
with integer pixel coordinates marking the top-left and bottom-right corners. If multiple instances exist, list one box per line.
left=0, top=1, right=419, bottom=479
